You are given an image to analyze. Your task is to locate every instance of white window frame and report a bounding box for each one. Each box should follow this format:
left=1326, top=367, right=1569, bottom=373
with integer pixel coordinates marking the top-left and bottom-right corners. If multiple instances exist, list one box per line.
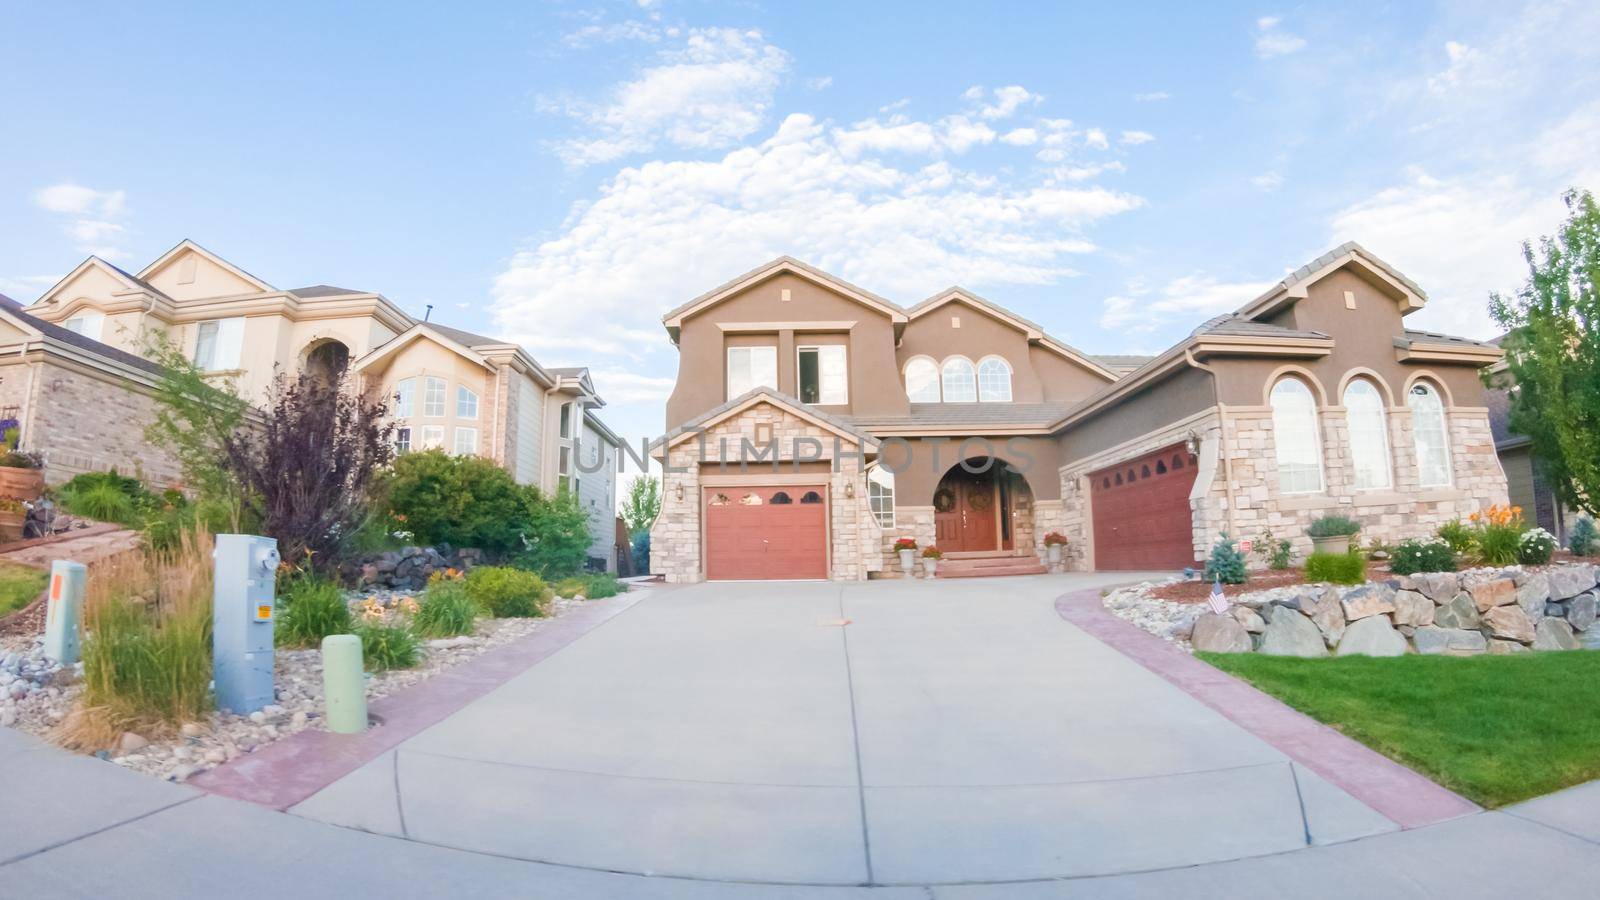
left=559, top=401, right=573, bottom=439
left=941, top=356, right=978, bottom=403
left=393, top=426, right=412, bottom=454
left=62, top=312, right=105, bottom=342
left=1343, top=378, right=1392, bottom=490
left=726, top=345, right=778, bottom=400
left=904, top=356, right=941, bottom=403
left=194, top=317, right=244, bottom=371
left=797, top=344, right=848, bottom=405
left=977, top=356, right=1013, bottom=402
left=867, top=465, right=895, bottom=528
left=456, top=385, right=479, bottom=420
left=453, top=426, right=478, bottom=456
left=1270, top=376, right=1324, bottom=494
left=419, top=425, right=445, bottom=450
left=422, top=377, right=446, bottom=417
left=1408, top=381, right=1453, bottom=487
left=393, top=378, right=415, bottom=418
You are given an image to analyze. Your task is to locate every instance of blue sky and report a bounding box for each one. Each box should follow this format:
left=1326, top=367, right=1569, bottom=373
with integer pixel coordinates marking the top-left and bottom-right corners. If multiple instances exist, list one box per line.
left=3, top=0, right=1598, bottom=459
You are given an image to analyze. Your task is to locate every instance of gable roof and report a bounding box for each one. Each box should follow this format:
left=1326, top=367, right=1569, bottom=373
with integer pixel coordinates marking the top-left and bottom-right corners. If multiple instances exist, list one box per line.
left=847, top=401, right=1077, bottom=433
left=662, top=256, right=908, bottom=342
left=289, top=284, right=367, bottom=299
left=905, top=287, right=1118, bottom=382
left=1236, top=241, right=1427, bottom=320
left=34, top=255, right=172, bottom=309
left=661, top=386, right=878, bottom=451
left=0, top=293, right=164, bottom=377
left=137, top=239, right=275, bottom=293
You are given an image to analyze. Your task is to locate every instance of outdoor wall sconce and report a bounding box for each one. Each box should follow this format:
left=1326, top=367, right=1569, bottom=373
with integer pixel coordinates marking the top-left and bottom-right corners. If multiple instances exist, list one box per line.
left=1184, top=432, right=1200, bottom=458
left=844, top=481, right=855, bottom=499
left=675, top=482, right=684, bottom=502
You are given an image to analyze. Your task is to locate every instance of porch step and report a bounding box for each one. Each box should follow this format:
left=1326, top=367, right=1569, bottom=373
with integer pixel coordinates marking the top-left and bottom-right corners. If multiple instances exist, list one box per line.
left=941, top=550, right=1033, bottom=560
left=936, top=561, right=1049, bottom=578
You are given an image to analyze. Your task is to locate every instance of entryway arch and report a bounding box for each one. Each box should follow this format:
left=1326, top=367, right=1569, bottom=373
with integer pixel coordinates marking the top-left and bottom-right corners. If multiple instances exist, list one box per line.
left=932, top=456, right=1034, bottom=553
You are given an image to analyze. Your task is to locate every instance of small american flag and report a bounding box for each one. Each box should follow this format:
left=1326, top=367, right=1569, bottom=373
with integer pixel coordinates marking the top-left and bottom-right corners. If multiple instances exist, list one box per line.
left=1207, top=577, right=1229, bottom=615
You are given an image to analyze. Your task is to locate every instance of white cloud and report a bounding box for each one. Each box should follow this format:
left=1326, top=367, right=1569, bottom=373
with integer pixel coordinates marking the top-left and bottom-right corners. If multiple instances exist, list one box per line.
left=590, top=368, right=678, bottom=403
left=1425, top=41, right=1483, bottom=94
left=1048, top=161, right=1126, bottom=183
left=1119, top=130, right=1155, bottom=146
left=1083, top=128, right=1109, bottom=150
left=549, top=27, right=791, bottom=165
left=1251, top=171, right=1284, bottom=191
left=999, top=128, right=1038, bottom=146
left=31, top=183, right=130, bottom=258
left=493, top=113, right=1143, bottom=360
left=965, top=85, right=1042, bottom=120
left=806, top=75, right=833, bottom=91
left=1133, top=91, right=1171, bottom=102
left=1254, top=15, right=1306, bottom=58
left=1099, top=273, right=1275, bottom=332
left=831, top=111, right=997, bottom=158
left=562, top=19, right=663, bottom=49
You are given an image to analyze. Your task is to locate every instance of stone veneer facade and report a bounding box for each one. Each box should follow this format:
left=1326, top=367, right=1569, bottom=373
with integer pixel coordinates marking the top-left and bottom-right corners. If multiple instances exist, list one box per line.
left=651, top=399, right=880, bottom=583
left=1, top=358, right=182, bottom=487
left=1057, top=403, right=1508, bottom=571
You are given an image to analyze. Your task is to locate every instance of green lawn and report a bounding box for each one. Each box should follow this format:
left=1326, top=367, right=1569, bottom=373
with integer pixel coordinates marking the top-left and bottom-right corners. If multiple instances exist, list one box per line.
left=1198, top=650, right=1600, bottom=807
left=0, top=562, right=49, bottom=616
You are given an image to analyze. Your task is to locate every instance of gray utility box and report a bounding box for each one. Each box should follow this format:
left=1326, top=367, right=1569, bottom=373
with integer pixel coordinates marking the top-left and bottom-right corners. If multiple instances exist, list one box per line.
left=212, top=533, right=281, bottom=714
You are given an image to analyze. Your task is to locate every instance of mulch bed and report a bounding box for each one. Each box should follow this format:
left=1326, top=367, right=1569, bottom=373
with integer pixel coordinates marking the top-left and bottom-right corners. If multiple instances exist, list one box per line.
left=1150, top=560, right=1395, bottom=603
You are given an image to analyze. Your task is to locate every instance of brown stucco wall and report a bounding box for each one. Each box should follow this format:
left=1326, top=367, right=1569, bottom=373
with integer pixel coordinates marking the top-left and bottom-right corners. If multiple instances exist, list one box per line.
left=886, top=434, right=1061, bottom=504
left=1055, top=366, right=1216, bottom=464
left=896, top=298, right=1109, bottom=403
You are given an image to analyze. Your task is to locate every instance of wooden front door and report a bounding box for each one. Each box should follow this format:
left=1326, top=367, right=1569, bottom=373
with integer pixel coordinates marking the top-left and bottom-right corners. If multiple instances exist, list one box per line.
left=1089, top=443, right=1199, bottom=570
left=933, top=466, right=999, bottom=552
left=704, top=486, right=828, bottom=580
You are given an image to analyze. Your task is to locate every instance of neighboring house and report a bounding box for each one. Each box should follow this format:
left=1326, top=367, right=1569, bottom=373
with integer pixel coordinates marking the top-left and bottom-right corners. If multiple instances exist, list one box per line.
left=1484, top=346, right=1581, bottom=543
left=10, top=240, right=621, bottom=568
left=649, top=245, right=1511, bottom=582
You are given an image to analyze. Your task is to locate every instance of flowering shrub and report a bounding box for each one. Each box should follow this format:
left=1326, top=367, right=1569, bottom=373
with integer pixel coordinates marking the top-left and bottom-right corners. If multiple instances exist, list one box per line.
left=892, top=537, right=918, bottom=552
left=1519, top=527, right=1558, bottom=565
left=1470, top=504, right=1526, bottom=565
left=921, top=545, right=943, bottom=559
left=1435, top=519, right=1477, bottom=556
left=1042, top=532, right=1069, bottom=547
left=1390, top=538, right=1458, bottom=575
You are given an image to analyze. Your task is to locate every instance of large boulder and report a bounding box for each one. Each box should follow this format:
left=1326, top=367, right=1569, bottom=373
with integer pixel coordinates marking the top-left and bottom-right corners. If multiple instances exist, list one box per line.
left=1413, top=626, right=1487, bottom=656
left=1533, top=618, right=1582, bottom=651
left=1483, top=605, right=1536, bottom=643
left=1413, top=572, right=1460, bottom=602
left=1230, top=605, right=1266, bottom=634
left=1566, top=591, right=1598, bottom=632
left=1469, top=577, right=1518, bottom=612
left=1516, top=572, right=1550, bottom=610
left=1489, top=639, right=1530, bottom=654
left=1392, top=590, right=1434, bottom=628
left=1258, top=609, right=1330, bottom=657
left=1336, top=615, right=1408, bottom=657
left=1580, top=624, right=1600, bottom=651
left=1341, top=584, right=1396, bottom=621
left=1549, top=565, right=1599, bottom=600
left=1307, top=587, right=1346, bottom=646
left=1191, top=613, right=1254, bottom=653
left=1432, top=593, right=1480, bottom=630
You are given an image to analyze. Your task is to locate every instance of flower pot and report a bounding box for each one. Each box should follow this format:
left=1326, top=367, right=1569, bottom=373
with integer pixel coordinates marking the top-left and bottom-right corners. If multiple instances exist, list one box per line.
left=898, top=549, right=916, bottom=574
left=1046, top=544, right=1063, bottom=565
left=0, top=510, right=23, bottom=543
left=921, top=557, right=938, bottom=577
left=0, top=466, right=43, bottom=502
left=1310, top=533, right=1357, bottom=556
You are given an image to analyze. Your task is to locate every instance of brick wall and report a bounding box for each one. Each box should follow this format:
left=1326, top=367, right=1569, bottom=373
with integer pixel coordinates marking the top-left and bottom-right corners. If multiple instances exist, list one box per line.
left=10, top=358, right=182, bottom=487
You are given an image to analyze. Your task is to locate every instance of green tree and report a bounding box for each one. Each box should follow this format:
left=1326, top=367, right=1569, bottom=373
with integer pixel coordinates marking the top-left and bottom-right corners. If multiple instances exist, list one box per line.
left=1489, top=189, right=1600, bottom=516
left=142, top=332, right=251, bottom=527
left=621, top=474, right=661, bottom=534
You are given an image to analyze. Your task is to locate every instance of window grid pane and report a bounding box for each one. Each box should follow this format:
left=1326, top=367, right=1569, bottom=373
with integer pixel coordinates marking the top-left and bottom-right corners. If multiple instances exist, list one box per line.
left=394, top=427, right=411, bottom=454
left=905, top=358, right=941, bottom=402
left=727, top=346, right=778, bottom=399
left=394, top=379, right=415, bottom=418
left=453, top=427, right=478, bottom=456
left=457, top=385, right=479, bottom=420
left=194, top=321, right=218, bottom=369
left=420, top=425, right=444, bottom=449
left=423, top=377, right=446, bottom=417
left=941, top=359, right=977, bottom=402
left=1409, top=384, right=1452, bottom=486
left=978, top=358, right=1012, bottom=402
left=818, top=345, right=847, bottom=404
left=1343, top=380, right=1391, bottom=489
left=1271, top=378, right=1323, bottom=493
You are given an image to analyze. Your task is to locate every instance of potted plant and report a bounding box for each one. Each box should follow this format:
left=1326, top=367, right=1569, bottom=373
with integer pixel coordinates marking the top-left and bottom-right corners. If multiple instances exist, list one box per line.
left=1042, top=532, right=1068, bottom=565
left=920, top=545, right=942, bottom=577
left=0, top=419, right=43, bottom=502
left=0, top=498, right=23, bottom=543
left=893, top=537, right=918, bottom=574
left=1306, top=515, right=1361, bottom=556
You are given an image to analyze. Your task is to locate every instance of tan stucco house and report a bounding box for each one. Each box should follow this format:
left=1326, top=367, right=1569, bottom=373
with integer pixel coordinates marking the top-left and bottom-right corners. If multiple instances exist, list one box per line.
left=649, top=245, right=1510, bottom=582
left=3, top=240, right=622, bottom=569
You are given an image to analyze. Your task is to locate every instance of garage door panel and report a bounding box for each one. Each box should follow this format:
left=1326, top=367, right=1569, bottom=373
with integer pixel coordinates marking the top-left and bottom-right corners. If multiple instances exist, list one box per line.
left=705, top=486, right=828, bottom=580
left=1090, top=445, right=1198, bottom=571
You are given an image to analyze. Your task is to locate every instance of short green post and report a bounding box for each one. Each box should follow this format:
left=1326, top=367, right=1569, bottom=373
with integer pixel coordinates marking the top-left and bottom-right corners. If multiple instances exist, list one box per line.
left=43, top=560, right=86, bottom=666
left=321, top=634, right=367, bottom=734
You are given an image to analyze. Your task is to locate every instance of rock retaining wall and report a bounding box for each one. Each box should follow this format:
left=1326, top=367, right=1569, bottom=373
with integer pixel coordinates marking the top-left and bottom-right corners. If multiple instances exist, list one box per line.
left=337, top=545, right=485, bottom=591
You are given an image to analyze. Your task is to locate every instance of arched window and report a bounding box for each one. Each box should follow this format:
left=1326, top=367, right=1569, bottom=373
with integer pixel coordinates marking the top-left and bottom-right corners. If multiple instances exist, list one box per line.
left=867, top=466, right=894, bottom=527
left=393, top=378, right=415, bottom=418
left=740, top=492, right=763, bottom=506
left=1172, top=454, right=1184, bottom=469
left=1270, top=377, right=1323, bottom=493
left=941, top=358, right=977, bottom=402
left=1343, top=378, right=1391, bottom=489
left=457, top=385, right=479, bottom=420
left=1141, top=465, right=1151, bottom=478
left=1408, top=381, right=1452, bottom=487
left=770, top=491, right=793, bottom=504
left=1156, top=460, right=1167, bottom=474
left=977, top=357, right=1013, bottom=402
left=905, top=357, right=941, bottom=403
left=708, top=493, right=730, bottom=506
left=799, top=491, right=823, bottom=504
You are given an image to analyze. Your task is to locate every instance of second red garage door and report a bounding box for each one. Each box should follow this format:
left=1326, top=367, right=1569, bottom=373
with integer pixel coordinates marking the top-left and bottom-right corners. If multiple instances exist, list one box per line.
left=1090, top=444, right=1199, bottom=571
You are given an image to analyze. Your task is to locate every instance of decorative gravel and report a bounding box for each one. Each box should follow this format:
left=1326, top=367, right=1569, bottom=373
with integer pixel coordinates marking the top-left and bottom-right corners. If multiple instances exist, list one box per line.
left=0, top=589, right=584, bottom=783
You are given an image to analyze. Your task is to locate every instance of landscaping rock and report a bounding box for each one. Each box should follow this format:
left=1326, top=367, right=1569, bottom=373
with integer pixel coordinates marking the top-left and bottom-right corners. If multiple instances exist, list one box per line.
left=1336, top=615, right=1408, bottom=657
left=1580, top=625, right=1600, bottom=651
left=118, top=732, right=149, bottom=753
left=1412, top=572, right=1459, bottom=602
left=1548, top=564, right=1598, bottom=600
left=1413, top=626, right=1487, bottom=656
left=1191, top=614, right=1254, bottom=653
left=1469, top=577, right=1517, bottom=612
left=1489, top=639, right=1529, bottom=654
left=1392, top=590, right=1434, bottom=628
left=1258, top=609, right=1329, bottom=657
left=1340, top=584, right=1396, bottom=621
left=1514, top=576, right=1547, bottom=629
left=1433, top=593, right=1480, bottom=630
left=1307, top=588, right=1346, bottom=647
left=1230, top=606, right=1266, bottom=634
left=1533, top=618, right=1582, bottom=651
left=1483, top=605, right=1536, bottom=643
left=1566, top=592, right=1598, bottom=632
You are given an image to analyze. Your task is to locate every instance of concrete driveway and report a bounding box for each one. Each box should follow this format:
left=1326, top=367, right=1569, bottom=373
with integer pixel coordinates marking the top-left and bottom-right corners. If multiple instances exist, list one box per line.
left=288, top=573, right=1396, bottom=885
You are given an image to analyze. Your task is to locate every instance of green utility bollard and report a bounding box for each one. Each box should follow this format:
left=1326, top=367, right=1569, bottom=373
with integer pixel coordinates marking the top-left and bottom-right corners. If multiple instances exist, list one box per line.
left=321, top=634, right=367, bottom=734
left=42, top=560, right=86, bottom=666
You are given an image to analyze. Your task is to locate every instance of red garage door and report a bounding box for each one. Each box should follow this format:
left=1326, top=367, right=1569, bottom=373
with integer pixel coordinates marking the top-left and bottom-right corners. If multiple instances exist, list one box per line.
left=704, top=486, right=828, bottom=580
left=1090, top=444, right=1199, bottom=571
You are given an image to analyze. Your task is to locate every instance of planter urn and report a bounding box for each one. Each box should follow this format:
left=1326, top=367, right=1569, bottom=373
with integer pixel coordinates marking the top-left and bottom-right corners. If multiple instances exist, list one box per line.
left=922, top=557, right=939, bottom=577
left=1310, top=533, right=1357, bottom=556
left=898, top=549, right=916, bottom=574
left=0, top=466, right=43, bottom=502
left=1046, top=544, right=1063, bottom=565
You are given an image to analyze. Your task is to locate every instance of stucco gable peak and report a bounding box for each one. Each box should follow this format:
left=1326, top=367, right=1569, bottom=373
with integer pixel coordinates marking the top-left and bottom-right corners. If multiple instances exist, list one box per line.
left=31, top=255, right=172, bottom=310
left=1239, top=241, right=1428, bottom=321
left=137, top=239, right=276, bottom=293
left=662, top=386, right=878, bottom=450
left=661, top=256, right=907, bottom=341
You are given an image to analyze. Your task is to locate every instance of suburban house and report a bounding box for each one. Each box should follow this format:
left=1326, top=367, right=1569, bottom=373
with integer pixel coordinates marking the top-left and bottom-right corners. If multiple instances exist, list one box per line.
left=649, top=245, right=1511, bottom=582
left=2, top=240, right=622, bottom=570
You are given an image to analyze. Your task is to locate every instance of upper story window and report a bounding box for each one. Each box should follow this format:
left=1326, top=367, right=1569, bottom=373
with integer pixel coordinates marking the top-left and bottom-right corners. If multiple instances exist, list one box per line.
left=419, top=425, right=445, bottom=449
left=194, top=317, right=244, bottom=371
left=453, top=426, right=478, bottom=456
left=62, top=312, right=105, bottom=342
left=1408, top=381, right=1452, bottom=487
left=457, top=385, right=479, bottom=420
left=798, top=345, right=847, bottom=405
left=559, top=401, right=573, bottom=439
left=394, top=378, right=415, bottom=418
left=727, top=346, right=778, bottom=400
left=1343, top=378, right=1391, bottom=490
left=1270, top=376, right=1323, bottom=494
left=977, top=356, right=1013, bottom=402
left=422, top=377, right=446, bottom=417
left=905, top=357, right=941, bottom=402
left=941, top=357, right=977, bottom=402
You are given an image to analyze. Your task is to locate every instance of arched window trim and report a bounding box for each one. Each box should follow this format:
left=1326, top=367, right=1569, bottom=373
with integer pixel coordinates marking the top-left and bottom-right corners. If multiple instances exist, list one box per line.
left=941, top=356, right=978, bottom=403
left=1342, top=377, right=1392, bottom=490
left=976, top=355, right=1013, bottom=402
left=1407, top=380, right=1453, bottom=488
left=1270, top=376, right=1325, bottom=494
left=904, top=356, right=941, bottom=403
